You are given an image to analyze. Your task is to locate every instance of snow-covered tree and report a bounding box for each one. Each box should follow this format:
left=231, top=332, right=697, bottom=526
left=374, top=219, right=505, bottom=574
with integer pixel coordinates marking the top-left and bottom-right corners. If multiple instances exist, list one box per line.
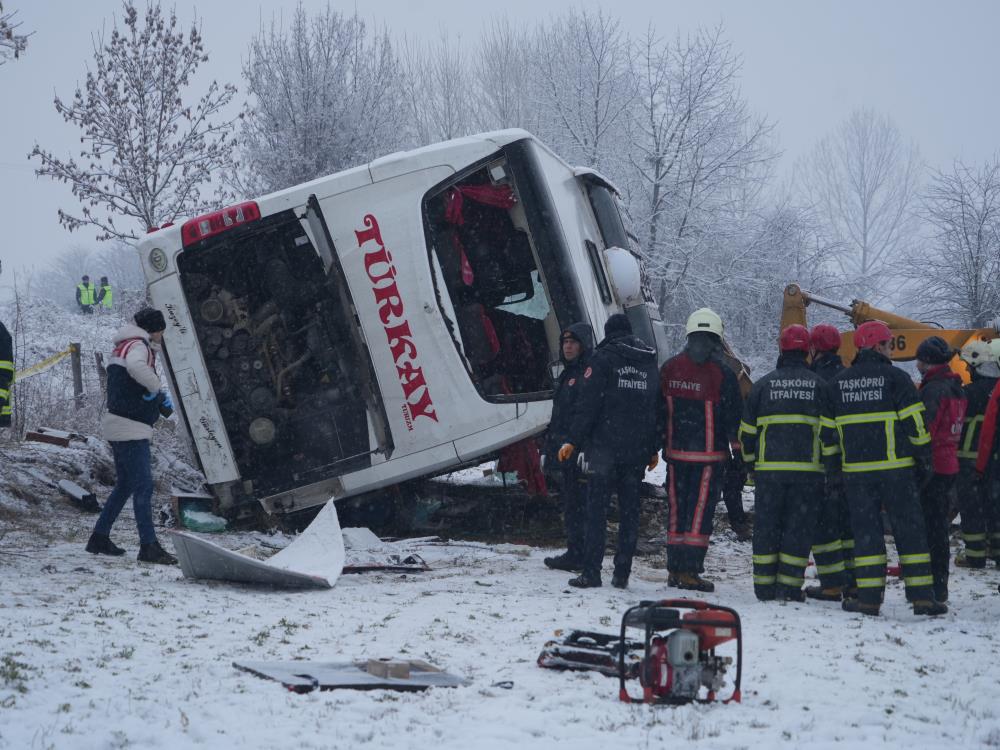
left=796, top=108, right=922, bottom=301
left=237, top=4, right=405, bottom=194
left=401, top=31, right=474, bottom=146
left=624, top=25, right=776, bottom=328
left=908, top=158, right=1000, bottom=328
left=29, top=1, right=238, bottom=242
left=0, top=2, right=30, bottom=64
left=472, top=17, right=535, bottom=132
left=532, top=8, right=636, bottom=171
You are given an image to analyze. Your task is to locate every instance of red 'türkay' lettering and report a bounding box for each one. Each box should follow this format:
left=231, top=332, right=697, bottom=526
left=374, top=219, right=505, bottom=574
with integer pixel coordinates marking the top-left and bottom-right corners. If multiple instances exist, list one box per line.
left=356, top=213, right=438, bottom=428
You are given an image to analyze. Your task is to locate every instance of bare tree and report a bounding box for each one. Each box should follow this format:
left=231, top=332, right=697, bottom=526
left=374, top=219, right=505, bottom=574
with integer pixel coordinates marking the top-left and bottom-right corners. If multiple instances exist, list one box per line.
left=237, top=3, right=406, bottom=194
left=472, top=17, right=535, bottom=132
left=533, top=8, right=636, bottom=169
left=400, top=31, right=474, bottom=146
left=908, top=158, right=1000, bottom=328
left=29, top=1, right=238, bottom=242
left=625, top=24, right=776, bottom=321
left=0, top=1, right=30, bottom=64
left=796, top=108, right=922, bottom=300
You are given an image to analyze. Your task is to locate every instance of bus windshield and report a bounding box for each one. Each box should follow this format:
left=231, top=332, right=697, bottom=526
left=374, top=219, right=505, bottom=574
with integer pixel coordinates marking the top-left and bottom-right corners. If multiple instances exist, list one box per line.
left=422, top=140, right=584, bottom=401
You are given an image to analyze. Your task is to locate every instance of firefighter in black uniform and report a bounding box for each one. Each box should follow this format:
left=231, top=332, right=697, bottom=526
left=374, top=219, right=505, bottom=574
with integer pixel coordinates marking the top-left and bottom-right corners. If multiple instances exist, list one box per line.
left=805, top=323, right=855, bottom=601
left=828, top=320, right=946, bottom=616
left=559, top=314, right=661, bottom=589
left=740, top=324, right=839, bottom=602
left=955, top=339, right=1000, bottom=567
left=543, top=323, right=595, bottom=572
left=659, top=308, right=742, bottom=592
left=0, top=321, right=13, bottom=428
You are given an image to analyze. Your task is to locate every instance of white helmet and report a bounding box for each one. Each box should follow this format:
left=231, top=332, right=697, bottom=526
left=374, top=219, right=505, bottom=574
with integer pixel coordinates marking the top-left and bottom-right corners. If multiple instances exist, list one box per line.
left=989, top=338, right=1000, bottom=363
left=686, top=308, right=724, bottom=337
left=960, top=339, right=993, bottom=368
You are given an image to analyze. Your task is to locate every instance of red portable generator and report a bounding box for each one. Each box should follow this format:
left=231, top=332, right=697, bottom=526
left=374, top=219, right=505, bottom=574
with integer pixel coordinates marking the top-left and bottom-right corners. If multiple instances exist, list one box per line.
left=618, top=599, right=742, bottom=705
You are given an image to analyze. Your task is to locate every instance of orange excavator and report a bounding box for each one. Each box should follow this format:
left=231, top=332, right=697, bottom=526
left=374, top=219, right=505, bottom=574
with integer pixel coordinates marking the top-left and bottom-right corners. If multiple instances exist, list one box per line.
left=780, top=283, right=999, bottom=382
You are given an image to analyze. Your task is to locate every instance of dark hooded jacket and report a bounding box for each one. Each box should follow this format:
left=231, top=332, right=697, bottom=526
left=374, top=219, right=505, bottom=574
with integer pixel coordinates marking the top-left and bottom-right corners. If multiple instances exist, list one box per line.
left=959, top=369, right=1000, bottom=462
left=919, top=363, right=967, bottom=475
left=567, top=331, right=663, bottom=466
left=543, top=322, right=594, bottom=461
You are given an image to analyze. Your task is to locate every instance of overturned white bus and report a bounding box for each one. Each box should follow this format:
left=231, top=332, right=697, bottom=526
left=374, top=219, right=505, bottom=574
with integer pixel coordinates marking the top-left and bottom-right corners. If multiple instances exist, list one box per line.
left=138, top=129, right=670, bottom=518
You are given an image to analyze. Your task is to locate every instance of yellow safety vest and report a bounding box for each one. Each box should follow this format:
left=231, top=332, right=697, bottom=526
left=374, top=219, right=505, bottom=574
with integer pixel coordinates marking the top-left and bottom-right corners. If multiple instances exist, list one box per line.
left=99, top=285, right=113, bottom=308
left=78, top=282, right=96, bottom=305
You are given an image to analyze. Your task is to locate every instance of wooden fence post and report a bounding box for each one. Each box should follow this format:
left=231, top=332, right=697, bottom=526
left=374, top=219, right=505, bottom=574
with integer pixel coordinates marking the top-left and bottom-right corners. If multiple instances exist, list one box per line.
left=70, top=343, right=83, bottom=409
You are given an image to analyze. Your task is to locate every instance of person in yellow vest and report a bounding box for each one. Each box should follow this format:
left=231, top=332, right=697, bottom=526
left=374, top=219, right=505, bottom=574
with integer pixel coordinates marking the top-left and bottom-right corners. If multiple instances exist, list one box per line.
left=76, top=275, right=96, bottom=314
left=0, top=321, right=12, bottom=428
left=95, top=276, right=113, bottom=311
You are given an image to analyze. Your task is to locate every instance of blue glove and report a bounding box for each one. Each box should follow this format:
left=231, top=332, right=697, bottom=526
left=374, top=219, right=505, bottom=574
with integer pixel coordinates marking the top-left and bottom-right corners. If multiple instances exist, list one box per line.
left=142, top=392, right=158, bottom=401
left=161, top=393, right=173, bottom=410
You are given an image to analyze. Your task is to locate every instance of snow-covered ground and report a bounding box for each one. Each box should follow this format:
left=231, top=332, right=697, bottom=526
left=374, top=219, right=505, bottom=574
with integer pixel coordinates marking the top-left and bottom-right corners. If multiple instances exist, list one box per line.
left=1, top=480, right=998, bottom=750
left=3, top=298, right=1000, bottom=749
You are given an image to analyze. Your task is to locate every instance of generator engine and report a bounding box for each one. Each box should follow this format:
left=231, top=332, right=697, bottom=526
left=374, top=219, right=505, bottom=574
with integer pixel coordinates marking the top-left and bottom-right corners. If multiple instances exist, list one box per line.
left=619, top=599, right=742, bottom=705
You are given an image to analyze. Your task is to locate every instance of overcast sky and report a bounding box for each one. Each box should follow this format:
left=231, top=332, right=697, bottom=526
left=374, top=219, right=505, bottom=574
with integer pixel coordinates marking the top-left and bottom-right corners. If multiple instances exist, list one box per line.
left=1, top=0, right=998, bottom=280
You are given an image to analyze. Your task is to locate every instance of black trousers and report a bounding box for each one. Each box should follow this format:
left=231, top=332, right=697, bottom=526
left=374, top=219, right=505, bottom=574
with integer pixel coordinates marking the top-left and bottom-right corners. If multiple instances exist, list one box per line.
left=553, top=461, right=587, bottom=562
left=957, top=462, right=1000, bottom=562
left=752, top=475, right=822, bottom=599
left=667, top=461, right=722, bottom=574
left=920, top=473, right=955, bottom=600
left=580, top=460, right=643, bottom=581
left=844, top=470, right=934, bottom=606
left=810, top=475, right=855, bottom=590
left=722, top=462, right=748, bottom=526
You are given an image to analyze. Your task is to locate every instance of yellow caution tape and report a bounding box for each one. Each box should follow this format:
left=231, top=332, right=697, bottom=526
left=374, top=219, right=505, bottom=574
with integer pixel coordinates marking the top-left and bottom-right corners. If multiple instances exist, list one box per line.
left=15, top=346, right=75, bottom=381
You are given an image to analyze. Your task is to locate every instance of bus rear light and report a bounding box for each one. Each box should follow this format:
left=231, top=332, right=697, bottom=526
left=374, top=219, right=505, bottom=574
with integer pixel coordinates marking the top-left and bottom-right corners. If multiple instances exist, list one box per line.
left=181, top=202, right=261, bottom=247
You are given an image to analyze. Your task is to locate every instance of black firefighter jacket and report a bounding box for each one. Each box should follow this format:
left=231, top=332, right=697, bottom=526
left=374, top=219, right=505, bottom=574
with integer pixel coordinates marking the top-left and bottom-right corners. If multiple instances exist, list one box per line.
left=958, top=371, right=999, bottom=462
left=659, top=350, right=742, bottom=464
left=812, top=352, right=844, bottom=383
left=567, top=333, right=663, bottom=468
left=828, top=348, right=932, bottom=475
left=739, top=352, right=838, bottom=480
left=543, top=323, right=594, bottom=462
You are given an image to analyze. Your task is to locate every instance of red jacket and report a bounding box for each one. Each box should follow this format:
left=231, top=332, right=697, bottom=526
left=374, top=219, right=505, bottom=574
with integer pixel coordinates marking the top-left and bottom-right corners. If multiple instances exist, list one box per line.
left=976, top=378, right=1000, bottom=475
left=920, top=364, right=967, bottom=475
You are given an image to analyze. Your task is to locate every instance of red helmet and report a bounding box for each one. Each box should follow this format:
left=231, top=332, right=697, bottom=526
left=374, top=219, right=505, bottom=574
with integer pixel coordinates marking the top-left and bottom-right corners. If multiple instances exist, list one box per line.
left=809, top=324, right=841, bottom=353
left=854, top=320, right=892, bottom=349
left=779, top=324, right=811, bottom=353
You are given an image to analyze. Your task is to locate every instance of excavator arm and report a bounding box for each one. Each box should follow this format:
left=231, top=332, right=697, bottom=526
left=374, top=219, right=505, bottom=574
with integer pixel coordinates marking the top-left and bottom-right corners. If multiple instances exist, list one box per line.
left=781, top=283, right=999, bottom=380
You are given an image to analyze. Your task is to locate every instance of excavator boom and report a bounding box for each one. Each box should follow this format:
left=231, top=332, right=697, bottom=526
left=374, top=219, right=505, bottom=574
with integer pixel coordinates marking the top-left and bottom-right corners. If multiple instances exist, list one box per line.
left=781, top=283, right=998, bottom=380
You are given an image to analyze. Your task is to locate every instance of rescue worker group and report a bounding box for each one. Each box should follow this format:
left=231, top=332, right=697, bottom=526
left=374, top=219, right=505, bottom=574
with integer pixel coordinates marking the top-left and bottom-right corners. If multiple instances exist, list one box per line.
left=543, top=309, right=1000, bottom=618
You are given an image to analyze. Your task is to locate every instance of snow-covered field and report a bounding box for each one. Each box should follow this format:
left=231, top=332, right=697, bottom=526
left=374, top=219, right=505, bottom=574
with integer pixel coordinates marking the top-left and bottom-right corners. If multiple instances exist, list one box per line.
left=1, top=480, right=999, bottom=750
left=3, top=300, right=1000, bottom=749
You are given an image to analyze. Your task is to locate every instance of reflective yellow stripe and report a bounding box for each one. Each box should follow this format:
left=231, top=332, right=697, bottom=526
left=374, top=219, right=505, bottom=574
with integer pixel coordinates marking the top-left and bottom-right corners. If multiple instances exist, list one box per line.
left=963, top=549, right=987, bottom=558
left=777, top=574, right=804, bottom=586
left=0, top=388, right=8, bottom=398
left=962, top=532, right=987, bottom=542
left=909, top=433, right=931, bottom=446
left=741, top=450, right=756, bottom=462
left=903, top=575, right=934, bottom=587
left=812, top=540, right=842, bottom=554
left=755, top=460, right=823, bottom=472
left=1, top=406, right=9, bottom=415
left=842, top=457, right=916, bottom=472
left=753, top=575, right=776, bottom=584
left=752, top=553, right=778, bottom=564
left=960, top=415, right=984, bottom=455
left=854, top=554, right=887, bottom=567
left=821, top=444, right=841, bottom=456
left=0, top=360, right=13, bottom=371
left=739, top=421, right=758, bottom=435
left=856, top=577, right=886, bottom=588
left=835, top=411, right=898, bottom=425
left=899, top=553, right=931, bottom=565
left=841, top=539, right=855, bottom=549
left=779, top=552, right=809, bottom=567
left=898, top=402, right=925, bottom=420
left=816, top=562, right=846, bottom=575
left=820, top=416, right=837, bottom=429
left=758, top=414, right=820, bottom=426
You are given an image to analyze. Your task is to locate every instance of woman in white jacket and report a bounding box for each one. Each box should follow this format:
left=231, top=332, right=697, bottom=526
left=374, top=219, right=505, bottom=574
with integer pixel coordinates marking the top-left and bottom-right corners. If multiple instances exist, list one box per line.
left=86, top=308, right=177, bottom=564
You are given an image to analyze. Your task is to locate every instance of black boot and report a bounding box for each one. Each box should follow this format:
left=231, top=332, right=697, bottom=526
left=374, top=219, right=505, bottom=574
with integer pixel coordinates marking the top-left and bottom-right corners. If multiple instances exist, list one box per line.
left=568, top=573, right=602, bottom=588
left=137, top=540, right=178, bottom=566
left=778, top=586, right=806, bottom=603
left=804, top=585, right=843, bottom=601
left=611, top=573, right=629, bottom=589
left=85, top=532, right=125, bottom=557
left=544, top=553, right=582, bottom=572
left=842, top=598, right=880, bottom=616
left=912, top=599, right=948, bottom=616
